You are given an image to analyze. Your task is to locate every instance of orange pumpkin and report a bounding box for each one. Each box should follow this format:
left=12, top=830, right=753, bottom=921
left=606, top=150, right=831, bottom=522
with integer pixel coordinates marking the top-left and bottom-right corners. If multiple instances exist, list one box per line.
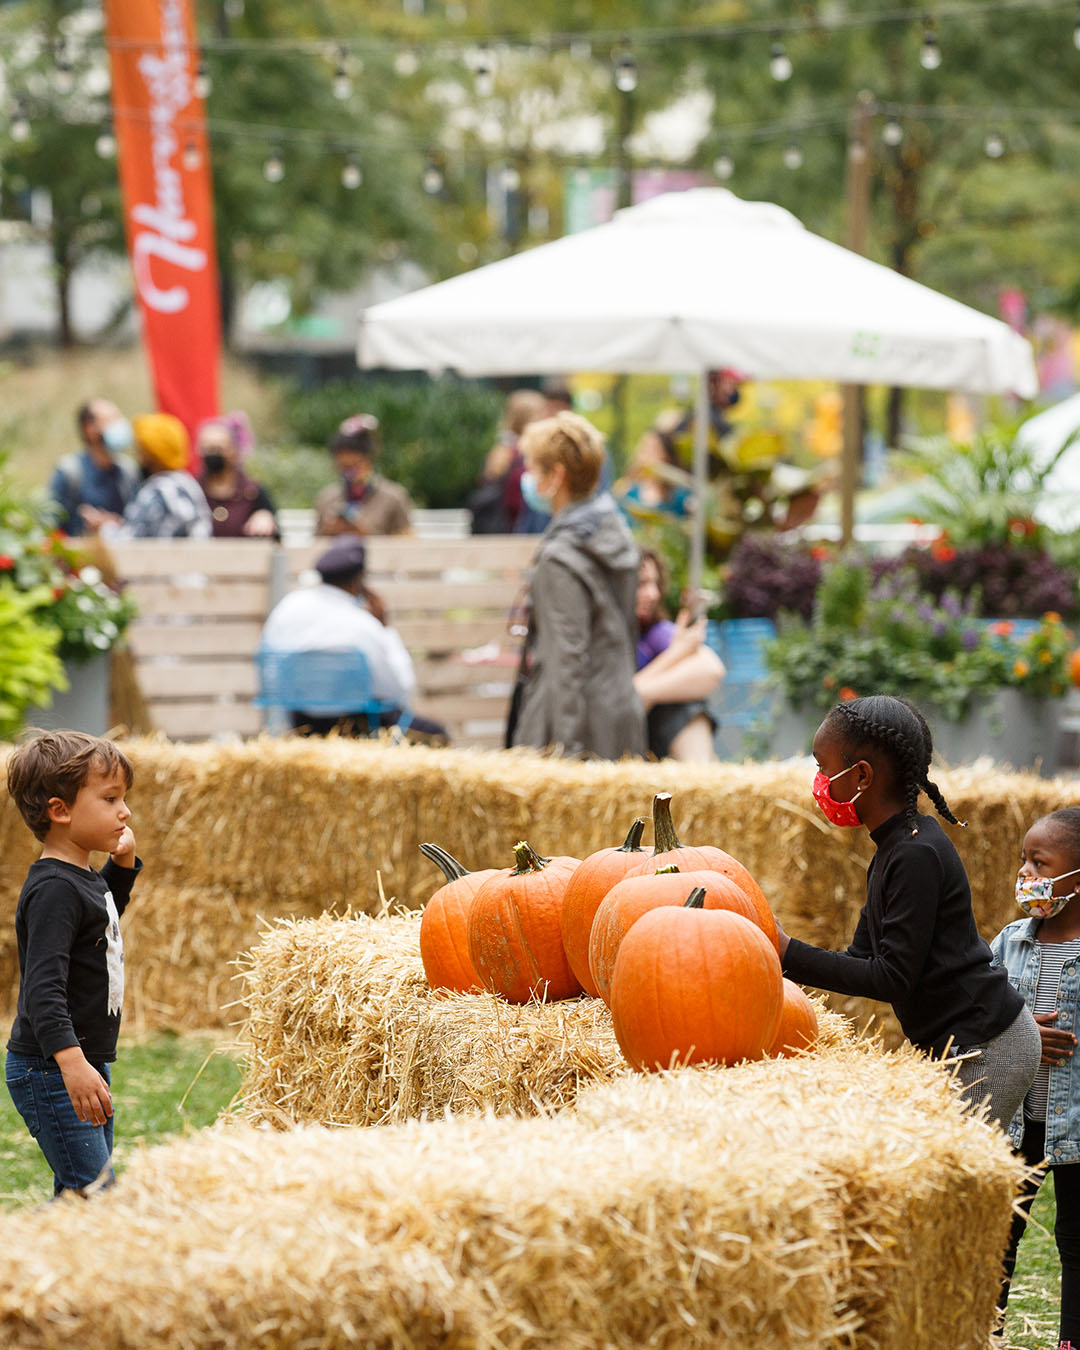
left=768, top=979, right=819, bottom=1057
left=467, top=840, right=583, bottom=1003
left=560, top=817, right=650, bottom=997
left=418, top=843, right=505, bottom=994
left=649, top=792, right=779, bottom=953
left=610, top=891, right=783, bottom=1072
left=588, top=864, right=763, bottom=1004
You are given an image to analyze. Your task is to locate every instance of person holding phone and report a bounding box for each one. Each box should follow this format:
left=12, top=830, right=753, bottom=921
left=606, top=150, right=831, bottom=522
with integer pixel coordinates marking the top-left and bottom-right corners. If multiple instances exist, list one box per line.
left=632, top=550, right=724, bottom=762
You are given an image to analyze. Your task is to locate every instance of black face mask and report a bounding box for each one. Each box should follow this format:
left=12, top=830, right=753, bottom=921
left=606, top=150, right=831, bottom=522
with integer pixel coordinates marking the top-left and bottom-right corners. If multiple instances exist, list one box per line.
left=202, top=452, right=228, bottom=476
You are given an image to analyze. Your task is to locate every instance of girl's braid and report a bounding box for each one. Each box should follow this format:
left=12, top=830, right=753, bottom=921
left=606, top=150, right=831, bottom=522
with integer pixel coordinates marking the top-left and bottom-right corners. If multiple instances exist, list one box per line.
left=831, top=697, right=964, bottom=834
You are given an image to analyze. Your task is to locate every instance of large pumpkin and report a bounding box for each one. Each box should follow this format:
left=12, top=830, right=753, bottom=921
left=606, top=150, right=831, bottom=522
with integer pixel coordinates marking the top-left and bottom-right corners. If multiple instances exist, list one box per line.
left=610, top=891, right=783, bottom=1072
left=418, top=843, right=505, bottom=994
left=467, top=841, right=583, bottom=1003
left=649, top=792, right=779, bottom=952
left=768, top=979, right=820, bottom=1057
left=588, top=864, right=763, bottom=1004
left=560, top=817, right=650, bottom=997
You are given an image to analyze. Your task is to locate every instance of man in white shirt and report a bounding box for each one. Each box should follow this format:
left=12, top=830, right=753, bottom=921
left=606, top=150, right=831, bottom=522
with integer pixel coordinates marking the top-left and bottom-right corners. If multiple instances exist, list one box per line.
left=259, top=536, right=446, bottom=740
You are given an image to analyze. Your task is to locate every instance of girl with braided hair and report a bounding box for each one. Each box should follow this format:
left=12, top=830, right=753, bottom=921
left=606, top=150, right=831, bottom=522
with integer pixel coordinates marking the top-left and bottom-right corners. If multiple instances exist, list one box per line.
left=778, top=694, right=1041, bottom=1133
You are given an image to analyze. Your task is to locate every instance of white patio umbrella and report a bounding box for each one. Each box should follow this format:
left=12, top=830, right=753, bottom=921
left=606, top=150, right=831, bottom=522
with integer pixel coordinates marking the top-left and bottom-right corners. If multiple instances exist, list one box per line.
left=1016, top=391, right=1080, bottom=530
left=358, top=188, right=1038, bottom=584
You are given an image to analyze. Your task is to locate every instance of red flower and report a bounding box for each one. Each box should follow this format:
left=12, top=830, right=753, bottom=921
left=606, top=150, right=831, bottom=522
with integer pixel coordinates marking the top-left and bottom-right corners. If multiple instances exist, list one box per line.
left=838, top=686, right=858, bottom=702
left=989, top=620, right=1015, bottom=637
left=930, top=542, right=957, bottom=562
left=52, top=585, right=66, bottom=601
left=809, top=545, right=831, bottom=561
left=0, top=555, right=14, bottom=570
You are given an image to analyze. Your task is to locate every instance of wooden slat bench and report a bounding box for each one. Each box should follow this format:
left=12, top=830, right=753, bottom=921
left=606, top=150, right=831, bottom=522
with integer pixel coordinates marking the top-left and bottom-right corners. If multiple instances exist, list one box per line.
left=107, top=536, right=537, bottom=748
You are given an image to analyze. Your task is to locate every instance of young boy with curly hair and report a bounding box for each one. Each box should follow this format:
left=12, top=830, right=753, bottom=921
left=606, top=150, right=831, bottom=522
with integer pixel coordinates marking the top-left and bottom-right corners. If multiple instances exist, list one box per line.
left=4, top=730, right=141, bottom=1197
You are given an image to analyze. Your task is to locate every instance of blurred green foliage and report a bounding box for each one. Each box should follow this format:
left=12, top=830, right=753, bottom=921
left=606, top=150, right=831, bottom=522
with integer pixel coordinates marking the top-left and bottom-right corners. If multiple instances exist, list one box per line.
left=278, top=376, right=502, bottom=508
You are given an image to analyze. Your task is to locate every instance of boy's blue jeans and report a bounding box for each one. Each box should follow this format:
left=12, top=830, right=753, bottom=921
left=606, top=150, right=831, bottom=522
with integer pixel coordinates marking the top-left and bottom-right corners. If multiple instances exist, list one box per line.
left=5, top=1051, right=114, bottom=1197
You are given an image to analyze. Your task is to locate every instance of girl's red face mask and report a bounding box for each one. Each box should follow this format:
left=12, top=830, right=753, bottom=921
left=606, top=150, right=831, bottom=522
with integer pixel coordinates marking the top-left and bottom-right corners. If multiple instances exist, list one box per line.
left=812, top=763, right=863, bottom=828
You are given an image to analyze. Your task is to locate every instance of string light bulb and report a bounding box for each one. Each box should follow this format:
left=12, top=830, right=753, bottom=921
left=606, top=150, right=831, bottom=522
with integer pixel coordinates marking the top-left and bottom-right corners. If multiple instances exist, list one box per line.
left=473, top=43, right=494, bottom=98
left=182, top=140, right=202, bottom=171
left=11, top=100, right=30, bottom=142
left=194, top=59, right=211, bottom=99
left=263, top=147, right=284, bottom=182
left=95, top=124, right=116, bottom=158
left=1073, top=7, right=1080, bottom=49
left=501, top=164, right=520, bottom=191
left=769, top=38, right=792, bottom=82
left=713, top=153, right=734, bottom=180
left=612, top=43, right=637, bottom=93
left=341, top=155, right=362, bottom=189
left=332, top=47, right=352, bottom=100
left=53, top=39, right=74, bottom=95
left=394, top=48, right=419, bottom=77
left=882, top=117, right=903, bottom=146
left=422, top=158, right=444, bottom=194
left=920, top=19, right=942, bottom=70
left=984, top=131, right=1005, bottom=158
left=782, top=142, right=804, bottom=170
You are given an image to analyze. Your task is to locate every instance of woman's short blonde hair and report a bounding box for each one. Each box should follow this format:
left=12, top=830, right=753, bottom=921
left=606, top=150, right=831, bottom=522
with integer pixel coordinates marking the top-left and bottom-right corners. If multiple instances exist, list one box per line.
left=520, top=412, right=605, bottom=499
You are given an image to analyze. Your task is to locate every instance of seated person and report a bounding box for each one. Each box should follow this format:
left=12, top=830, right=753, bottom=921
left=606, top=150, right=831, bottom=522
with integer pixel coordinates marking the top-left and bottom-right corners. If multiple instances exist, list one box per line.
left=50, top=398, right=141, bottom=536
left=632, top=550, right=724, bottom=763
left=314, top=414, right=412, bottom=537
left=259, top=535, right=447, bottom=742
left=197, top=413, right=278, bottom=539
left=615, top=425, right=693, bottom=521
left=80, top=413, right=212, bottom=539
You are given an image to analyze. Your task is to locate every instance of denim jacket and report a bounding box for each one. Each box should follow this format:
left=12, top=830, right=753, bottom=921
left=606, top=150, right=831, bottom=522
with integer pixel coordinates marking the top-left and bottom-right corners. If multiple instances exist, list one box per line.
left=991, top=917, right=1080, bottom=1161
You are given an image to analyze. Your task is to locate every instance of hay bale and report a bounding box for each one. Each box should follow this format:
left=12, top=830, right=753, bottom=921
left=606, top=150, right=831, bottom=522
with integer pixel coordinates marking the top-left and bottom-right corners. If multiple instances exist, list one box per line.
left=0, top=737, right=1069, bottom=1038
left=236, top=910, right=853, bottom=1127
left=0, top=1045, right=1023, bottom=1349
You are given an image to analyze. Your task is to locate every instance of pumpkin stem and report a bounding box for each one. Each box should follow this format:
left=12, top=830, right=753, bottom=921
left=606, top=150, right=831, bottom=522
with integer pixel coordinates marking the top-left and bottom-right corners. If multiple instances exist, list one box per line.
left=419, top=842, right=470, bottom=882
left=654, top=863, right=680, bottom=875
left=617, top=817, right=647, bottom=854
left=511, top=840, right=550, bottom=875
left=684, top=887, right=706, bottom=909
left=651, top=793, right=683, bottom=854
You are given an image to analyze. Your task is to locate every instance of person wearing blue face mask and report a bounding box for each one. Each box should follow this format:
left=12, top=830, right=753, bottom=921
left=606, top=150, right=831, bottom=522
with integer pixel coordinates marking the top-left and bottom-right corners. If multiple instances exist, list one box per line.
left=992, top=808, right=1080, bottom=1350
left=48, top=399, right=141, bottom=537
left=507, top=411, right=645, bottom=760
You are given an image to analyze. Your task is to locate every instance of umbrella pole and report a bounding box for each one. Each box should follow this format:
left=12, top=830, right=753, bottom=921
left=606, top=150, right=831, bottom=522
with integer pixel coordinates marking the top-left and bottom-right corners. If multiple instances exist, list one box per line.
left=690, top=371, right=708, bottom=596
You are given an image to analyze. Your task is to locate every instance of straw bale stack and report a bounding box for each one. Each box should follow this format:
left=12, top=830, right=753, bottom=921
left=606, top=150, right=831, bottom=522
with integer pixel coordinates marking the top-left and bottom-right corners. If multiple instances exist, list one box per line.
left=0, top=1044, right=1023, bottom=1349
left=0, top=737, right=1071, bottom=1038
left=236, top=910, right=852, bottom=1127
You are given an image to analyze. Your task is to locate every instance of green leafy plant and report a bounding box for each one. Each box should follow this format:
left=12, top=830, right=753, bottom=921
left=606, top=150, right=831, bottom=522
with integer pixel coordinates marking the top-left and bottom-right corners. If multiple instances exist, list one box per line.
left=0, top=455, right=136, bottom=665
left=765, top=557, right=1073, bottom=722
left=0, top=584, right=66, bottom=740
left=895, top=419, right=1080, bottom=550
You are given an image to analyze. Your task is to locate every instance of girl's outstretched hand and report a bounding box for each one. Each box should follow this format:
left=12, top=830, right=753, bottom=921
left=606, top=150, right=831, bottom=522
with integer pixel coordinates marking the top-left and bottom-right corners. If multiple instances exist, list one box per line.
left=1035, top=1010, right=1076, bottom=1066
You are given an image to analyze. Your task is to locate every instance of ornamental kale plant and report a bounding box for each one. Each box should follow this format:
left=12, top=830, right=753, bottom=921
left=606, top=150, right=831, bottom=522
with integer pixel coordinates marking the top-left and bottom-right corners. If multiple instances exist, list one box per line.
left=722, top=534, right=823, bottom=621
left=765, top=558, right=1073, bottom=722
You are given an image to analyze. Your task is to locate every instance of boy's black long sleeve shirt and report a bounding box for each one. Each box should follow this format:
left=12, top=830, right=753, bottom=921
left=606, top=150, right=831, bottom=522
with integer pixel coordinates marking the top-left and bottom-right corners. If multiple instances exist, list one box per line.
left=7, top=856, right=142, bottom=1063
left=782, top=811, right=1022, bottom=1055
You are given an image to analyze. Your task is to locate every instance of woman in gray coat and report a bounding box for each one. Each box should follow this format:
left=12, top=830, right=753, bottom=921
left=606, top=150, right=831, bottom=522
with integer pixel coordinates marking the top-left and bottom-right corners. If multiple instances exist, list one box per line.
left=509, top=412, right=646, bottom=760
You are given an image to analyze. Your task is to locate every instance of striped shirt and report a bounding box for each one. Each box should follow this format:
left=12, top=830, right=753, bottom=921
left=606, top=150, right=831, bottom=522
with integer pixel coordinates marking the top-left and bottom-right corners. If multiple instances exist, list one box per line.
left=1025, top=936, right=1080, bottom=1121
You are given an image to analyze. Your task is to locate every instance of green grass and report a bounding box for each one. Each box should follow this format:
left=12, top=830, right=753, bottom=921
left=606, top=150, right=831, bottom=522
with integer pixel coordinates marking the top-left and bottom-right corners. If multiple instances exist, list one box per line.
left=0, top=1032, right=244, bottom=1209
left=0, top=1034, right=1067, bottom=1345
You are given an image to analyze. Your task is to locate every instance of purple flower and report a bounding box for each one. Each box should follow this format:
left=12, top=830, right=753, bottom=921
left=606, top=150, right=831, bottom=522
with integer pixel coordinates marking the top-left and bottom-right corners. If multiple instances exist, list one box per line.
left=962, top=630, right=980, bottom=651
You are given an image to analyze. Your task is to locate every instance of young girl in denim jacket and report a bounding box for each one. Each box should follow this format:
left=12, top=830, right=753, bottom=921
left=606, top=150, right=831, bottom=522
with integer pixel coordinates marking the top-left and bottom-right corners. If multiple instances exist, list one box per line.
left=993, top=807, right=1080, bottom=1350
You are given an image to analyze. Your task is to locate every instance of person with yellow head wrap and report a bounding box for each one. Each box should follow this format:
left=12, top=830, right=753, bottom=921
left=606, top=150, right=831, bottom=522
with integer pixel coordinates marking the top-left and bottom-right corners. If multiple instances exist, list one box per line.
left=81, top=412, right=212, bottom=539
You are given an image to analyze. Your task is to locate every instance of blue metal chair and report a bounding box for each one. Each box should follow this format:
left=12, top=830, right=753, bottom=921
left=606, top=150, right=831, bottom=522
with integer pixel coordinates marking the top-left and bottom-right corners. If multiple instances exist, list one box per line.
left=254, top=648, right=410, bottom=734
left=705, top=618, right=778, bottom=759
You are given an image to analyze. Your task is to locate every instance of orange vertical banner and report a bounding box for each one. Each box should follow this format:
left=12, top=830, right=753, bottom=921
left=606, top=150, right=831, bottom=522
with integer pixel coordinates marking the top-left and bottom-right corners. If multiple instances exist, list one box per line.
left=104, top=0, right=220, bottom=447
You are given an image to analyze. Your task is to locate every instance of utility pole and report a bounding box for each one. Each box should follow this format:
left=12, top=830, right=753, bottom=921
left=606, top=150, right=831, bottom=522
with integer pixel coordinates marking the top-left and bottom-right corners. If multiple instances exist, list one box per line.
left=840, top=90, right=875, bottom=546
left=610, top=70, right=635, bottom=466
